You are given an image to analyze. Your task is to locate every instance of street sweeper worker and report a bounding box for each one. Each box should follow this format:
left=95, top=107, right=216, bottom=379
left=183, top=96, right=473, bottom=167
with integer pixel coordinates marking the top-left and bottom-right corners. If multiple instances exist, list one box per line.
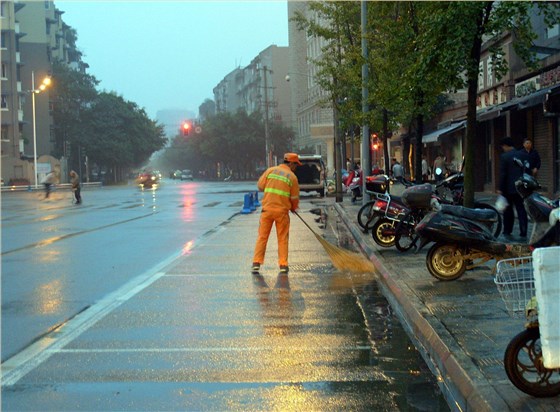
left=252, top=153, right=301, bottom=274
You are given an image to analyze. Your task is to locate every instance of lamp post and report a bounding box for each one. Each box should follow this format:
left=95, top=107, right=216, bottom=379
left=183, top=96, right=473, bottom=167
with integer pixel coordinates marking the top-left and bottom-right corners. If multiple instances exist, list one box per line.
left=31, top=71, right=52, bottom=189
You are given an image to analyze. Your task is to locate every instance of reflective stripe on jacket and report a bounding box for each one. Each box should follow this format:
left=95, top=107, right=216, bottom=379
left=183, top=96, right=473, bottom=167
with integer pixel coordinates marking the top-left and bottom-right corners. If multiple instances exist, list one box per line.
left=258, top=164, right=300, bottom=212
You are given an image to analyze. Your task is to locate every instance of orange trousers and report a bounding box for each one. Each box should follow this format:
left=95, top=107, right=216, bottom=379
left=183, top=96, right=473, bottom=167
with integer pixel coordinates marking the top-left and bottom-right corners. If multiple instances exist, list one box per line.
left=252, top=209, right=290, bottom=267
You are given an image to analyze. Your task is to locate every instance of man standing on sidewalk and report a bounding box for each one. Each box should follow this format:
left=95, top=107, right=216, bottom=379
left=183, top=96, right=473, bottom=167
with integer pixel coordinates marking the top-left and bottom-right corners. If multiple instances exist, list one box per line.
left=498, top=137, right=529, bottom=239
left=519, top=137, right=541, bottom=177
left=252, top=153, right=301, bottom=274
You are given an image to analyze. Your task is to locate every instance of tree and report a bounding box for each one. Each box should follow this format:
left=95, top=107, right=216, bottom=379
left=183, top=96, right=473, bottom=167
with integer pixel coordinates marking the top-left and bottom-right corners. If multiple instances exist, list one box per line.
left=50, top=60, right=99, bottom=172
left=81, top=92, right=166, bottom=182
left=424, top=1, right=560, bottom=206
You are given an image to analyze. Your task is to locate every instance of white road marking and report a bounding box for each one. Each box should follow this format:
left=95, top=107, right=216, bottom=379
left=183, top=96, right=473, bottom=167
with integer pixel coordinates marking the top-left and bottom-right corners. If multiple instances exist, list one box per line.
left=1, top=227, right=230, bottom=386
left=53, top=346, right=373, bottom=353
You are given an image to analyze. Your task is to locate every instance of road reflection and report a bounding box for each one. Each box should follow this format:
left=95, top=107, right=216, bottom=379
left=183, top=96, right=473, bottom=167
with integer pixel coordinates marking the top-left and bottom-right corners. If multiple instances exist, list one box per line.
left=252, top=273, right=304, bottom=337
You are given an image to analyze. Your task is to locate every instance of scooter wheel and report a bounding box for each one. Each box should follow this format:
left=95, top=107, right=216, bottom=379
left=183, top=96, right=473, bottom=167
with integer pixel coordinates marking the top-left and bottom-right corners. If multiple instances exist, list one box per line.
left=371, top=218, right=396, bottom=248
left=357, top=201, right=378, bottom=232
left=504, top=327, right=560, bottom=398
left=426, top=243, right=466, bottom=280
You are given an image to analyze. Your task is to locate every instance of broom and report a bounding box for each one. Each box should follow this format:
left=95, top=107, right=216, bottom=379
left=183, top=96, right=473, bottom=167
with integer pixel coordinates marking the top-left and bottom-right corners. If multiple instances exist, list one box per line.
left=294, top=211, right=375, bottom=273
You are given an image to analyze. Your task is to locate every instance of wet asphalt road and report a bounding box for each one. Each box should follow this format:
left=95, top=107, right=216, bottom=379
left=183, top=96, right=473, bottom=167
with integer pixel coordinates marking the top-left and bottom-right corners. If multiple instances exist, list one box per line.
left=1, top=181, right=448, bottom=411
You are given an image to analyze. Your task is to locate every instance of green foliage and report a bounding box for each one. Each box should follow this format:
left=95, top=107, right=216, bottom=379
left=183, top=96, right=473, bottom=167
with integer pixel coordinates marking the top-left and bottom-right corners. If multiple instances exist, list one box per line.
left=51, top=61, right=166, bottom=182
left=82, top=92, right=166, bottom=170
left=158, top=109, right=294, bottom=179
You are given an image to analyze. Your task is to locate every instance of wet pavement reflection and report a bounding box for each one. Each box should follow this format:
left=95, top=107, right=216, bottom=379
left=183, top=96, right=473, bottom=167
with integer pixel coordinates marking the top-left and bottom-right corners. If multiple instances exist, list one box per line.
left=2, top=186, right=450, bottom=411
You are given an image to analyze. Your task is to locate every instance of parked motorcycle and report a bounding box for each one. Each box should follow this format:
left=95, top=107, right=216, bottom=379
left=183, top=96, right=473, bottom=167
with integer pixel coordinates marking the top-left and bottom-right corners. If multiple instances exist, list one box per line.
left=415, top=161, right=560, bottom=280
left=361, top=175, right=501, bottom=250
left=495, top=211, right=560, bottom=397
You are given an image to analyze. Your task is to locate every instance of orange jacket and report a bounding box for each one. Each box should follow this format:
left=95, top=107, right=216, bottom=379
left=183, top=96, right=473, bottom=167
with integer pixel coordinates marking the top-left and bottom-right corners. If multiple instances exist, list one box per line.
left=257, top=164, right=300, bottom=212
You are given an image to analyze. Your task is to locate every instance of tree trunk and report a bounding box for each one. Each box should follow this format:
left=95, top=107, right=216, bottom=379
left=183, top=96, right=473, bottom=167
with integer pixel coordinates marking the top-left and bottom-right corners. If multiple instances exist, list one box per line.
left=415, top=113, right=424, bottom=184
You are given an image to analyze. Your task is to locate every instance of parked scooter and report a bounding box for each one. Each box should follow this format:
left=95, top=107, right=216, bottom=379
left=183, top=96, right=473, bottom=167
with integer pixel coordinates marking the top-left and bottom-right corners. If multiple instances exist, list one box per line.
left=496, top=209, right=560, bottom=398
left=362, top=175, right=501, bottom=250
left=415, top=160, right=560, bottom=280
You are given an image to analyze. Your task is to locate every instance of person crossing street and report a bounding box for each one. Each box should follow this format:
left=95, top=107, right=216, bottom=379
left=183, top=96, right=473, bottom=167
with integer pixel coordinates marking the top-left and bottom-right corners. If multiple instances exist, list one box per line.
left=252, top=153, right=301, bottom=274
left=69, top=170, right=82, bottom=204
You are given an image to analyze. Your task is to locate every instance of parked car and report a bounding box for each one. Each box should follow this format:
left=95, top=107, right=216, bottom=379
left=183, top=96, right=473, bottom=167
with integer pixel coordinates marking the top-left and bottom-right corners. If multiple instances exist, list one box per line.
left=295, top=155, right=326, bottom=197
left=181, top=169, right=194, bottom=181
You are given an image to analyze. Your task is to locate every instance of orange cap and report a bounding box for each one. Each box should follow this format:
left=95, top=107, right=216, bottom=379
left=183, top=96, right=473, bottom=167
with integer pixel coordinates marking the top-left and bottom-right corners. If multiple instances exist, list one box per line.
left=284, top=152, right=302, bottom=166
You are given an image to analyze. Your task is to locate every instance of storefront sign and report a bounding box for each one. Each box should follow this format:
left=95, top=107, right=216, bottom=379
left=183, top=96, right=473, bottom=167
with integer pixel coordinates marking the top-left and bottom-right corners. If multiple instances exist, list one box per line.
left=515, top=76, right=539, bottom=97
left=540, top=66, right=560, bottom=88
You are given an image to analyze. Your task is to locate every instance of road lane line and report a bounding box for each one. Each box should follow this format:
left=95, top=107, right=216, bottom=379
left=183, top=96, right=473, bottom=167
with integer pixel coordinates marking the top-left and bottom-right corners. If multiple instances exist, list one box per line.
left=2, top=224, right=229, bottom=386
left=53, top=346, right=374, bottom=353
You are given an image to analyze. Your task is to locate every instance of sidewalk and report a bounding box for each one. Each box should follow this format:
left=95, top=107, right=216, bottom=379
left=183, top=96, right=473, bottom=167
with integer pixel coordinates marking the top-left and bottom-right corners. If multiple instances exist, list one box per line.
left=335, top=198, right=559, bottom=411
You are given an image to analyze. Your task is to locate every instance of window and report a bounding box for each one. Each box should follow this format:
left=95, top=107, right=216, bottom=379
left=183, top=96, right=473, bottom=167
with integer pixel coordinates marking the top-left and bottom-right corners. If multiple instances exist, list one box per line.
left=547, top=23, right=559, bottom=39
left=1, top=94, right=8, bottom=109
left=1, top=63, right=7, bottom=78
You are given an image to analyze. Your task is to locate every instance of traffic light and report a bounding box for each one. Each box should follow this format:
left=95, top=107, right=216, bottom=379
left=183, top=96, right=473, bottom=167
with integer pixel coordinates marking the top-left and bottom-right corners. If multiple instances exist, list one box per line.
left=371, top=132, right=379, bottom=150
left=181, top=121, right=191, bottom=136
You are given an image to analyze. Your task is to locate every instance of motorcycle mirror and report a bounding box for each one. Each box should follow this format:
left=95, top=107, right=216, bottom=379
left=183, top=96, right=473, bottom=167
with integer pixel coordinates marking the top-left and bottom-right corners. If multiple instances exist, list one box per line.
left=435, top=167, right=443, bottom=176
left=549, top=208, right=560, bottom=226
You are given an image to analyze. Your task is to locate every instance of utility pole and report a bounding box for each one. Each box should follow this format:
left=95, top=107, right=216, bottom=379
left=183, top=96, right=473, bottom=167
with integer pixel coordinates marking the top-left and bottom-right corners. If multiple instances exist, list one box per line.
left=263, top=66, right=271, bottom=168
left=361, top=1, right=371, bottom=204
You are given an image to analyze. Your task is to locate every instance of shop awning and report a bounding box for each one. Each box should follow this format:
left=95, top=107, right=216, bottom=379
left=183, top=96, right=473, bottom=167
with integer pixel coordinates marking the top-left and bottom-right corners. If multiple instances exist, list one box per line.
left=477, top=84, right=560, bottom=122
left=422, top=121, right=466, bottom=144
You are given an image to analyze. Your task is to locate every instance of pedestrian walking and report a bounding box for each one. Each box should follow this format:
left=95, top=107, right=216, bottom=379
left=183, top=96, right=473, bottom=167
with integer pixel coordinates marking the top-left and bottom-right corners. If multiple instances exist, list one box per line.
left=41, top=171, right=57, bottom=199
left=391, top=158, right=404, bottom=181
left=498, top=137, right=530, bottom=239
left=421, top=156, right=430, bottom=182
left=519, top=137, right=541, bottom=177
left=252, top=153, right=301, bottom=274
left=69, top=170, right=82, bottom=204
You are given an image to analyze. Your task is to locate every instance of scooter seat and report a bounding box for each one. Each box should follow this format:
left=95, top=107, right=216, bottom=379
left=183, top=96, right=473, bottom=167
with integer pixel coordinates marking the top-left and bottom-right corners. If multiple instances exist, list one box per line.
left=441, top=204, right=498, bottom=222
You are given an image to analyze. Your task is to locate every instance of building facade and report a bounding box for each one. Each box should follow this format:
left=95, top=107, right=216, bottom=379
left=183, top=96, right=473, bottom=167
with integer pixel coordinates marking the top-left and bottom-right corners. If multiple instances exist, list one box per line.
left=287, top=1, right=334, bottom=174
left=1, top=0, right=85, bottom=186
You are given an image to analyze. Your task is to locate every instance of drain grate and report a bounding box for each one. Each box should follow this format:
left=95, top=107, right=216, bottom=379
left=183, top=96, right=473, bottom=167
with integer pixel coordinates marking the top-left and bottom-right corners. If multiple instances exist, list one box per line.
left=427, top=304, right=461, bottom=315
left=476, top=357, right=503, bottom=367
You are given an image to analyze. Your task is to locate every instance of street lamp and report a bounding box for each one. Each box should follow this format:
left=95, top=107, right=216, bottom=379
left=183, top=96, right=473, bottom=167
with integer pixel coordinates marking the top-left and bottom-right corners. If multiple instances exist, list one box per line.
left=31, top=71, right=52, bottom=189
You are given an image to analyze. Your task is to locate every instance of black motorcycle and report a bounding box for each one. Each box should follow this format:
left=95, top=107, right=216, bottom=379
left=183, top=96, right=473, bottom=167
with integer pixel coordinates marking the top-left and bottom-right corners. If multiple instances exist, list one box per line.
left=415, top=161, right=559, bottom=280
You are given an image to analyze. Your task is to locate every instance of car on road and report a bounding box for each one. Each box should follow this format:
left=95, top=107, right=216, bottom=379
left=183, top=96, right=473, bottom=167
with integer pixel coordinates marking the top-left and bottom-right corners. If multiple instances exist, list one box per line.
left=136, top=171, right=159, bottom=188
left=181, top=169, right=194, bottom=181
left=295, top=155, right=326, bottom=197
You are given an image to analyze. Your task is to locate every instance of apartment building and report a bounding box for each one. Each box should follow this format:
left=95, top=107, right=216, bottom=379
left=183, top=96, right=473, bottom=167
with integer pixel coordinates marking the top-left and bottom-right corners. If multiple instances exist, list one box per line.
left=213, top=45, right=291, bottom=131
left=1, top=0, right=84, bottom=186
left=287, top=1, right=334, bottom=173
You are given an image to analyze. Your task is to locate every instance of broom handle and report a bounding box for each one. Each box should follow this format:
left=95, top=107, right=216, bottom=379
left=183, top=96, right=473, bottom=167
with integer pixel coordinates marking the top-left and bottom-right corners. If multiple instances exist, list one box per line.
left=293, top=210, right=318, bottom=235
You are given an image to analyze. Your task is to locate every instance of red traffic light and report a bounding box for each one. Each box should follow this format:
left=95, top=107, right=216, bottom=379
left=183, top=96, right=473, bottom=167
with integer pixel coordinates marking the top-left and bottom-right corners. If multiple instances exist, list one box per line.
left=181, top=122, right=191, bottom=136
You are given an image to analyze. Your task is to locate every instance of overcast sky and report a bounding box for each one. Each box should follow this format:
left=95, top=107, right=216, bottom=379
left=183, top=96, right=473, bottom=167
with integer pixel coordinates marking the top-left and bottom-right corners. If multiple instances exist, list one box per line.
left=57, top=1, right=289, bottom=119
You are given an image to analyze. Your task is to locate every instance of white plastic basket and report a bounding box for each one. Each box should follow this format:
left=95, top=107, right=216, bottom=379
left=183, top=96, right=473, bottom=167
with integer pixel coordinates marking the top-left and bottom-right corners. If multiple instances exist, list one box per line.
left=494, top=257, right=535, bottom=318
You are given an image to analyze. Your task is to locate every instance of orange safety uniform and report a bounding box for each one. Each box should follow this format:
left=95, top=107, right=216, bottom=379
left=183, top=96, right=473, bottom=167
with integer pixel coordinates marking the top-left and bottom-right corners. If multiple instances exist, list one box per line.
left=252, top=163, right=300, bottom=267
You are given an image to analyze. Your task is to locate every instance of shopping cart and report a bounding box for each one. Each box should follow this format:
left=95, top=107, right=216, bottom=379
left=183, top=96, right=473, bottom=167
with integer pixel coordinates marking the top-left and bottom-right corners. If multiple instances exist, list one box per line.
left=494, top=256, right=535, bottom=319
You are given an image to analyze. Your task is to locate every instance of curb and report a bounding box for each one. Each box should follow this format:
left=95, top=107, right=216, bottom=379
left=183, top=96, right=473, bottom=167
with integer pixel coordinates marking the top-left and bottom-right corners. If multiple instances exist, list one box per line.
left=334, top=202, right=509, bottom=412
